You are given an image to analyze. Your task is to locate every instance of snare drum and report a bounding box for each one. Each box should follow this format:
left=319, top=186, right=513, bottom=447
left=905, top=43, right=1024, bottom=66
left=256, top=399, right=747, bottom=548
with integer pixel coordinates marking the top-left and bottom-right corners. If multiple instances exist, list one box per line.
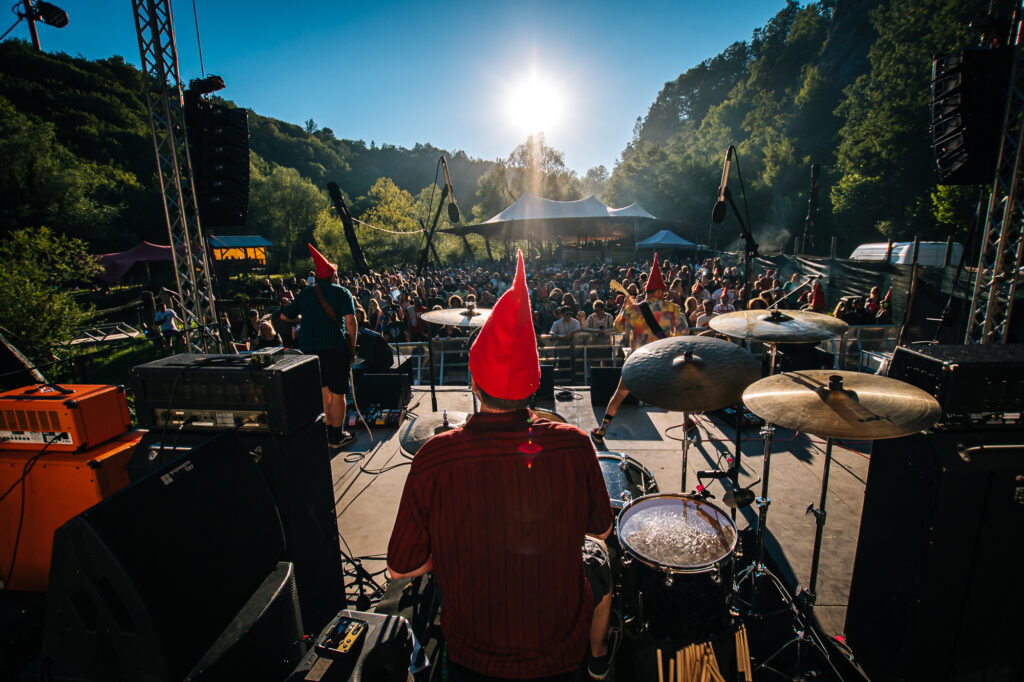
left=617, top=493, right=738, bottom=642
left=530, top=408, right=566, bottom=423
left=597, top=453, right=658, bottom=511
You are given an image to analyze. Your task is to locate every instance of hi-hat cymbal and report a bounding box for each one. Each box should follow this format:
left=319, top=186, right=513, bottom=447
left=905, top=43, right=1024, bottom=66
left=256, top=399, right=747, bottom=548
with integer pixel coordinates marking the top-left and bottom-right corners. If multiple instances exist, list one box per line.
left=399, top=410, right=469, bottom=455
left=621, top=336, right=762, bottom=412
left=421, top=308, right=492, bottom=327
left=709, top=309, right=849, bottom=343
left=742, top=370, right=941, bottom=440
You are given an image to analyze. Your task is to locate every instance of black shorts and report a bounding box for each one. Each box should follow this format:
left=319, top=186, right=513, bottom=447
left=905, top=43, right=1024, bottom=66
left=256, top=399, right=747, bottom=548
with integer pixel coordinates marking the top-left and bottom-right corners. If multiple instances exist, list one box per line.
left=316, top=348, right=351, bottom=395
left=582, top=537, right=612, bottom=607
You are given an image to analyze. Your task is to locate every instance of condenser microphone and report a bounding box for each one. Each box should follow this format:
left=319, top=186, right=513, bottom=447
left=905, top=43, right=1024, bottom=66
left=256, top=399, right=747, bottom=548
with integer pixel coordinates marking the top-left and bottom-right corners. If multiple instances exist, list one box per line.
left=441, top=156, right=461, bottom=223
left=711, top=146, right=734, bottom=224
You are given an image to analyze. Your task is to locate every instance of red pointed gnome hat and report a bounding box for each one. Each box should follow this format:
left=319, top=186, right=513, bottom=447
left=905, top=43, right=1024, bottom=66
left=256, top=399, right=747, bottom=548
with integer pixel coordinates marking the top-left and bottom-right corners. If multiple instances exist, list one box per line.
left=645, top=252, right=666, bottom=292
left=469, top=250, right=539, bottom=400
left=308, top=243, right=337, bottom=280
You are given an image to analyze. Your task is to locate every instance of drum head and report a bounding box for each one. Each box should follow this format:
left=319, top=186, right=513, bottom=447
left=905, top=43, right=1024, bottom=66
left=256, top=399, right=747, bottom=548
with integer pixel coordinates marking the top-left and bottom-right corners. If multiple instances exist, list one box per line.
left=530, top=409, right=565, bottom=423
left=617, top=494, right=737, bottom=572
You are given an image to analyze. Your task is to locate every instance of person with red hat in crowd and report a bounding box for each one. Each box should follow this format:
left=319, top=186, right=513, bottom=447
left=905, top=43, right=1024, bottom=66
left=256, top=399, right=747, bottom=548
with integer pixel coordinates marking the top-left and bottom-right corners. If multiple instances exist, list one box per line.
left=280, top=244, right=358, bottom=449
left=591, top=253, right=685, bottom=448
left=387, top=251, right=619, bottom=681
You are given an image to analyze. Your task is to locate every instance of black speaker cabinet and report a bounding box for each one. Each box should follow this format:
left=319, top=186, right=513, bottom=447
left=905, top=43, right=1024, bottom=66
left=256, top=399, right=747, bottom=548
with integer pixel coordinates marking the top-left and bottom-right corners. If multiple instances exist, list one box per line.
left=589, top=367, right=637, bottom=407
left=845, top=427, right=1024, bottom=681
left=537, top=364, right=554, bottom=401
left=130, top=424, right=345, bottom=634
left=45, top=435, right=287, bottom=682
left=356, top=373, right=411, bottom=410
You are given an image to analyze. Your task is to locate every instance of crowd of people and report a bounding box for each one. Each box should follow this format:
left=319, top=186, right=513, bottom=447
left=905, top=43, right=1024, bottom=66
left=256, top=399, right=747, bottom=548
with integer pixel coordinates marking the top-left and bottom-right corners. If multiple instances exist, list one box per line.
left=194, top=253, right=895, bottom=355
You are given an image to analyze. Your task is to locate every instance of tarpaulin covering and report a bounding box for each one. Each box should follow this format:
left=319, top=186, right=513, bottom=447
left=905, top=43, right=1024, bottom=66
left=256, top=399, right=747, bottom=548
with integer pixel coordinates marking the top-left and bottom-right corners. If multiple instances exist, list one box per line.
left=96, top=241, right=178, bottom=284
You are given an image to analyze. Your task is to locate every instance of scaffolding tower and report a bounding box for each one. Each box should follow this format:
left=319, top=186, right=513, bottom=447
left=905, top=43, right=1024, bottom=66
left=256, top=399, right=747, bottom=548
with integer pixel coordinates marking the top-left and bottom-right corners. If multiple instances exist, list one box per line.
left=966, top=6, right=1024, bottom=344
left=131, top=0, right=220, bottom=352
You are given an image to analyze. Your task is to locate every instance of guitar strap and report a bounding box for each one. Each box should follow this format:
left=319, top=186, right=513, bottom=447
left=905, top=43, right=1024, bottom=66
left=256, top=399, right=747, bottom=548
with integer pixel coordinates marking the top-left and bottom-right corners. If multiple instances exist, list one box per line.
left=638, top=302, right=668, bottom=340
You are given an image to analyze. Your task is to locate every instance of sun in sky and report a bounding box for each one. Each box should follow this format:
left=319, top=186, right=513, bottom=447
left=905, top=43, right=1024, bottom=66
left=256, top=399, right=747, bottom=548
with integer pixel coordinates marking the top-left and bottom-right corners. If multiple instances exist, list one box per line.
left=505, top=73, right=562, bottom=135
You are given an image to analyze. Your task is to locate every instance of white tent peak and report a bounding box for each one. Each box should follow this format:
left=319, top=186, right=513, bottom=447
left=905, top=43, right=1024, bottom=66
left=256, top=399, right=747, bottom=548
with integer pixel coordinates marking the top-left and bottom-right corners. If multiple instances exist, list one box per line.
left=482, top=192, right=656, bottom=223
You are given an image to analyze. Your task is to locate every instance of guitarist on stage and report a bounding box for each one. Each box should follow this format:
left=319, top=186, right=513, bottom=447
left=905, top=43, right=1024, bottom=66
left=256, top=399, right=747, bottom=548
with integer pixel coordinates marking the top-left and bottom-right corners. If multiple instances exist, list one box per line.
left=591, top=253, right=686, bottom=448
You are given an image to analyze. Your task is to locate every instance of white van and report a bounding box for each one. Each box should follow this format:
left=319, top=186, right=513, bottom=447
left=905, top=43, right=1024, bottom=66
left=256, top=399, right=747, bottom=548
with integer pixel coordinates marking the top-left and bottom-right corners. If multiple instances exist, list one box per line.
left=849, top=241, right=964, bottom=267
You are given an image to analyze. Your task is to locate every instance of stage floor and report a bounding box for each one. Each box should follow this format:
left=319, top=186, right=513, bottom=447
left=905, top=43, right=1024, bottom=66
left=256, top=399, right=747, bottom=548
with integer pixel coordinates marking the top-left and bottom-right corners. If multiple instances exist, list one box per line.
left=332, top=385, right=871, bottom=641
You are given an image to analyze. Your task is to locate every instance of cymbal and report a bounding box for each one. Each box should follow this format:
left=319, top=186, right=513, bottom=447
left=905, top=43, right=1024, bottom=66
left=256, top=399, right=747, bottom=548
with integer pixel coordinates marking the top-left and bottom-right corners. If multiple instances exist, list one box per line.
left=421, top=307, right=492, bottom=327
left=709, top=309, right=849, bottom=343
left=621, top=336, right=761, bottom=412
left=742, top=370, right=941, bottom=440
left=399, top=410, right=469, bottom=455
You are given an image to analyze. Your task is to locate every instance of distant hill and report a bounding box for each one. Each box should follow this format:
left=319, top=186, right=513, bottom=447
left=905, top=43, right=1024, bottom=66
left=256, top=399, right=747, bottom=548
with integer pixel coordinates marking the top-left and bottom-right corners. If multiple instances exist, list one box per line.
left=0, top=39, right=494, bottom=252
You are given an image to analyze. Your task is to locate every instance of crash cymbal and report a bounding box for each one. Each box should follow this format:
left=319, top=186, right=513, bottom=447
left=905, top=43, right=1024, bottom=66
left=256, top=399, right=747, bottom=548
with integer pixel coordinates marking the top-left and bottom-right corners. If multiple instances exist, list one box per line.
left=742, top=370, right=941, bottom=440
left=621, top=336, right=762, bottom=412
left=709, top=309, right=849, bottom=343
left=421, top=307, right=492, bottom=327
left=399, top=410, right=469, bottom=455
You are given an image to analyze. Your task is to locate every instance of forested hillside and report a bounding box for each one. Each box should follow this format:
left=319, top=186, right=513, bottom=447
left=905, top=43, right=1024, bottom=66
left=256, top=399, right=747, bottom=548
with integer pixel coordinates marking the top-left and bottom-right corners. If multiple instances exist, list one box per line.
left=606, top=0, right=998, bottom=254
left=0, top=38, right=495, bottom=265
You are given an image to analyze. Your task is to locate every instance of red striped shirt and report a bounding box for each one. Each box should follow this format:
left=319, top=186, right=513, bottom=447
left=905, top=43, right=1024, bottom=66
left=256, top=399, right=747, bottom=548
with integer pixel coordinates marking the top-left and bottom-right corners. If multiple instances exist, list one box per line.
left=388, top=409, right=613, bottom=678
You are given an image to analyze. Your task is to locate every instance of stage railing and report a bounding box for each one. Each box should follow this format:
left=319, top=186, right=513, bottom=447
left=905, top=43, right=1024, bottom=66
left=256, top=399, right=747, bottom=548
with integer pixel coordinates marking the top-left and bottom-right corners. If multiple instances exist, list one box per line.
left=390, top=332, right=627, bottom=387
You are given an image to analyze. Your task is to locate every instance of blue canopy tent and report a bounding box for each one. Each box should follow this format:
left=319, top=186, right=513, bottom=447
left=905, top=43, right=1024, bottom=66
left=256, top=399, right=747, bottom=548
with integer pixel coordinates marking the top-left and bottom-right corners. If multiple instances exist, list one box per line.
left=636, top=229, right=698, bottom=249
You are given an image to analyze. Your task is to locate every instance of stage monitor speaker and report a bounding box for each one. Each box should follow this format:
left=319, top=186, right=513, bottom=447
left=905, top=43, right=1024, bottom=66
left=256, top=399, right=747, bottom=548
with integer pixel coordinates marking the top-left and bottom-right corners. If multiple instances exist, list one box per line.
left=129, top=421, right=345, bottom=634
left=845, top=427, right=1024, bottom=681
left=356, top=373, right=411, bottom=410
left=44, top=432, right=287, bottom=682
left=537, top=364, right=554, bottom=401
left=589, top=367, right=637, bottom=407
left=189, top=561, right=306, bottom=681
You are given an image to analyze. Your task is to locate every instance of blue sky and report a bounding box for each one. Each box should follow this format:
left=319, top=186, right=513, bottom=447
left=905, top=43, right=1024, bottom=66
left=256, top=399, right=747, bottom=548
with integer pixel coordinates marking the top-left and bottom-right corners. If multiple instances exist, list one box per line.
left=11, top=0, right=786, bottom=176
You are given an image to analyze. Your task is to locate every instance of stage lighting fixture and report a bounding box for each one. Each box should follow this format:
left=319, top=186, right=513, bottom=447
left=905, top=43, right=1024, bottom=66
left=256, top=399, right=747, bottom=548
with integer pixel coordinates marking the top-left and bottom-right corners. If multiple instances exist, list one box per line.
left=33, top=1, right=69, bottom=28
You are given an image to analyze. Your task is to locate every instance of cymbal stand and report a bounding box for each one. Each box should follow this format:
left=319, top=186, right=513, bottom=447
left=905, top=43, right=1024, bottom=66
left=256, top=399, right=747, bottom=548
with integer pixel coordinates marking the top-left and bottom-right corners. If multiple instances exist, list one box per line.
left=734, top=342, right=779, bottom=614
left=756, top=434, right=836, bottom=679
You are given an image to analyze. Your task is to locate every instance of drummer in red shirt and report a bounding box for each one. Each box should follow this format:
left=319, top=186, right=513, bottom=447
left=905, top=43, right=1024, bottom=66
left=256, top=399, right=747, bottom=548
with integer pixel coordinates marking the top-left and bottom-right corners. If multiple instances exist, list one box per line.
left=387, top=251, right=618, bottom=681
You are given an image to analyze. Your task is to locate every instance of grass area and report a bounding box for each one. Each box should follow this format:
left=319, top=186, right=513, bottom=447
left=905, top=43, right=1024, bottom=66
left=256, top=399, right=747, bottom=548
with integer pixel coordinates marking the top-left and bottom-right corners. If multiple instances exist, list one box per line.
left=61, top=338, right=166, bottom=387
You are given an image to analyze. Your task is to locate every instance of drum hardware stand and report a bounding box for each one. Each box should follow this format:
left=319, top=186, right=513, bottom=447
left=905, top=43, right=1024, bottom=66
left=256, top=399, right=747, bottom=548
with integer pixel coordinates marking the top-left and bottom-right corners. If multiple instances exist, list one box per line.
left=756, top=426, right=839, bottom=680
left=733, top=342, right=780, bottom=614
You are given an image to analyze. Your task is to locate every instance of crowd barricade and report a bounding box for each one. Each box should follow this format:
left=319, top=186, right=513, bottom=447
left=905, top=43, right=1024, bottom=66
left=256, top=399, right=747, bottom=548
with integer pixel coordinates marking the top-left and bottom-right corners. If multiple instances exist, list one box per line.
left=817, top=324, right=901, bottom=371
left=390, top=333, right=627, bottom=387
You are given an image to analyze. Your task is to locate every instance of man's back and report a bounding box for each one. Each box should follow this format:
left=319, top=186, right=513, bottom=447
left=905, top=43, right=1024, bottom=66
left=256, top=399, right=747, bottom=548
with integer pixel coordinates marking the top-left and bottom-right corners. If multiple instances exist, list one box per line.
left=388, top=410, right=611, bottom=678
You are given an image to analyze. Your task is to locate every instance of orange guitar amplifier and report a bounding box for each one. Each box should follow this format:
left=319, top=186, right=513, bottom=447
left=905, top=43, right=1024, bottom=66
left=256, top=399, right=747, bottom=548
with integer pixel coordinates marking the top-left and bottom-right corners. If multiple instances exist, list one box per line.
left=0, top=429, right=144, bottom=591
left=0, top=384, right=132, bottom=452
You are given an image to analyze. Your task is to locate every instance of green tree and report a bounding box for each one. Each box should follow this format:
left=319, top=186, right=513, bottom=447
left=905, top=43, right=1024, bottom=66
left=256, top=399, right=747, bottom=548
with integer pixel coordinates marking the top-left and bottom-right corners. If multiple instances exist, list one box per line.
left=0, top=227, right=100, bottom=363
left=248, top=165, right=326, bottom=267
left=832, top=0, right=979, bottom=240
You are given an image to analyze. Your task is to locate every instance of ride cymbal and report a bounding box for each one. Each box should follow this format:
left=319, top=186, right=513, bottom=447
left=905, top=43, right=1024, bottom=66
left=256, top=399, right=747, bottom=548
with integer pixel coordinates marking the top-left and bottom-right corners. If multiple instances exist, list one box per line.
left=709, top=309, right=849, bottom=343
left=742, top=370, right=941, bottom=440
left=621, top=336, right=762, bottom=412
left=399, top=410, right=469, bottom=455
left=420, top=308, right=492, bottom=327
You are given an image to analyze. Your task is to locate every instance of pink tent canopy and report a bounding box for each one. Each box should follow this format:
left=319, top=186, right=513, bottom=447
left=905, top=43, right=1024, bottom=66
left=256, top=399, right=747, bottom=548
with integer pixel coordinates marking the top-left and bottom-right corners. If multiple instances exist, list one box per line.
left=97, top=241, right=178, bottom=284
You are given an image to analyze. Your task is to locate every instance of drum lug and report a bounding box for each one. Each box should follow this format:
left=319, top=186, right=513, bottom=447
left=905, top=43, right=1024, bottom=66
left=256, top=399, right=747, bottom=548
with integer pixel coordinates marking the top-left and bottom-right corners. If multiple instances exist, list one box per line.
left=756, top=495, right=771, bottom=510
left=710, top=566, right=721, bottom=584
left=620, top=491, right=632, bottom=503
left=621, top=553, right=632, bottom=567
left=663, top=574, right=674, bottom=588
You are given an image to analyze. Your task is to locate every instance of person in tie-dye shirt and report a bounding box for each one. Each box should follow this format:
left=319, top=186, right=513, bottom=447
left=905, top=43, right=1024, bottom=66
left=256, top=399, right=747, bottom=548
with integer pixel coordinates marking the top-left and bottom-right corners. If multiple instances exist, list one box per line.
left=591, top=254, right=685, bottom=448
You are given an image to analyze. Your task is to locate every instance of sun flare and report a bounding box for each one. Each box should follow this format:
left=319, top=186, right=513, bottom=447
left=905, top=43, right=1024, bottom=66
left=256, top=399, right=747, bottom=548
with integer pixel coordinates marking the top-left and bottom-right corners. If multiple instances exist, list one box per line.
left=506, top=75, right=561, bottom=134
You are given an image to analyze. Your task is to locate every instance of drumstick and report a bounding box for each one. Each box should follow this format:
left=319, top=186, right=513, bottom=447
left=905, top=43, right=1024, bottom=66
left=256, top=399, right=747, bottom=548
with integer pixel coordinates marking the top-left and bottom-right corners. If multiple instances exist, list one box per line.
left=740, top=626, right=752, bottom=682
left=734, top=629, right=745, bottom=676
left=669, top=658, right=675, bottom=682
left=657, top=649, right=664, bottom=682
left=676, top=649, right=683, bottom=682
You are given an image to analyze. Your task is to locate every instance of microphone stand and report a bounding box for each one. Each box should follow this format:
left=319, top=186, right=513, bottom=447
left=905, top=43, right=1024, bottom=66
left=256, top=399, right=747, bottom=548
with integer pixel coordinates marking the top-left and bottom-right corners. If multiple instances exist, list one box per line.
left=719, top=185, right=758, bottom=522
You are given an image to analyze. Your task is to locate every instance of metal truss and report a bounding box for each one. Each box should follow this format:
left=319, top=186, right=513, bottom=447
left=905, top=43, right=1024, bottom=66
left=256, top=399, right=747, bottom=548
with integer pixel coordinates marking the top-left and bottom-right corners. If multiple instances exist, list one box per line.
left=131, top=0, right=220, bottom=352
left=966, top=11, right=1024, bottom=344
